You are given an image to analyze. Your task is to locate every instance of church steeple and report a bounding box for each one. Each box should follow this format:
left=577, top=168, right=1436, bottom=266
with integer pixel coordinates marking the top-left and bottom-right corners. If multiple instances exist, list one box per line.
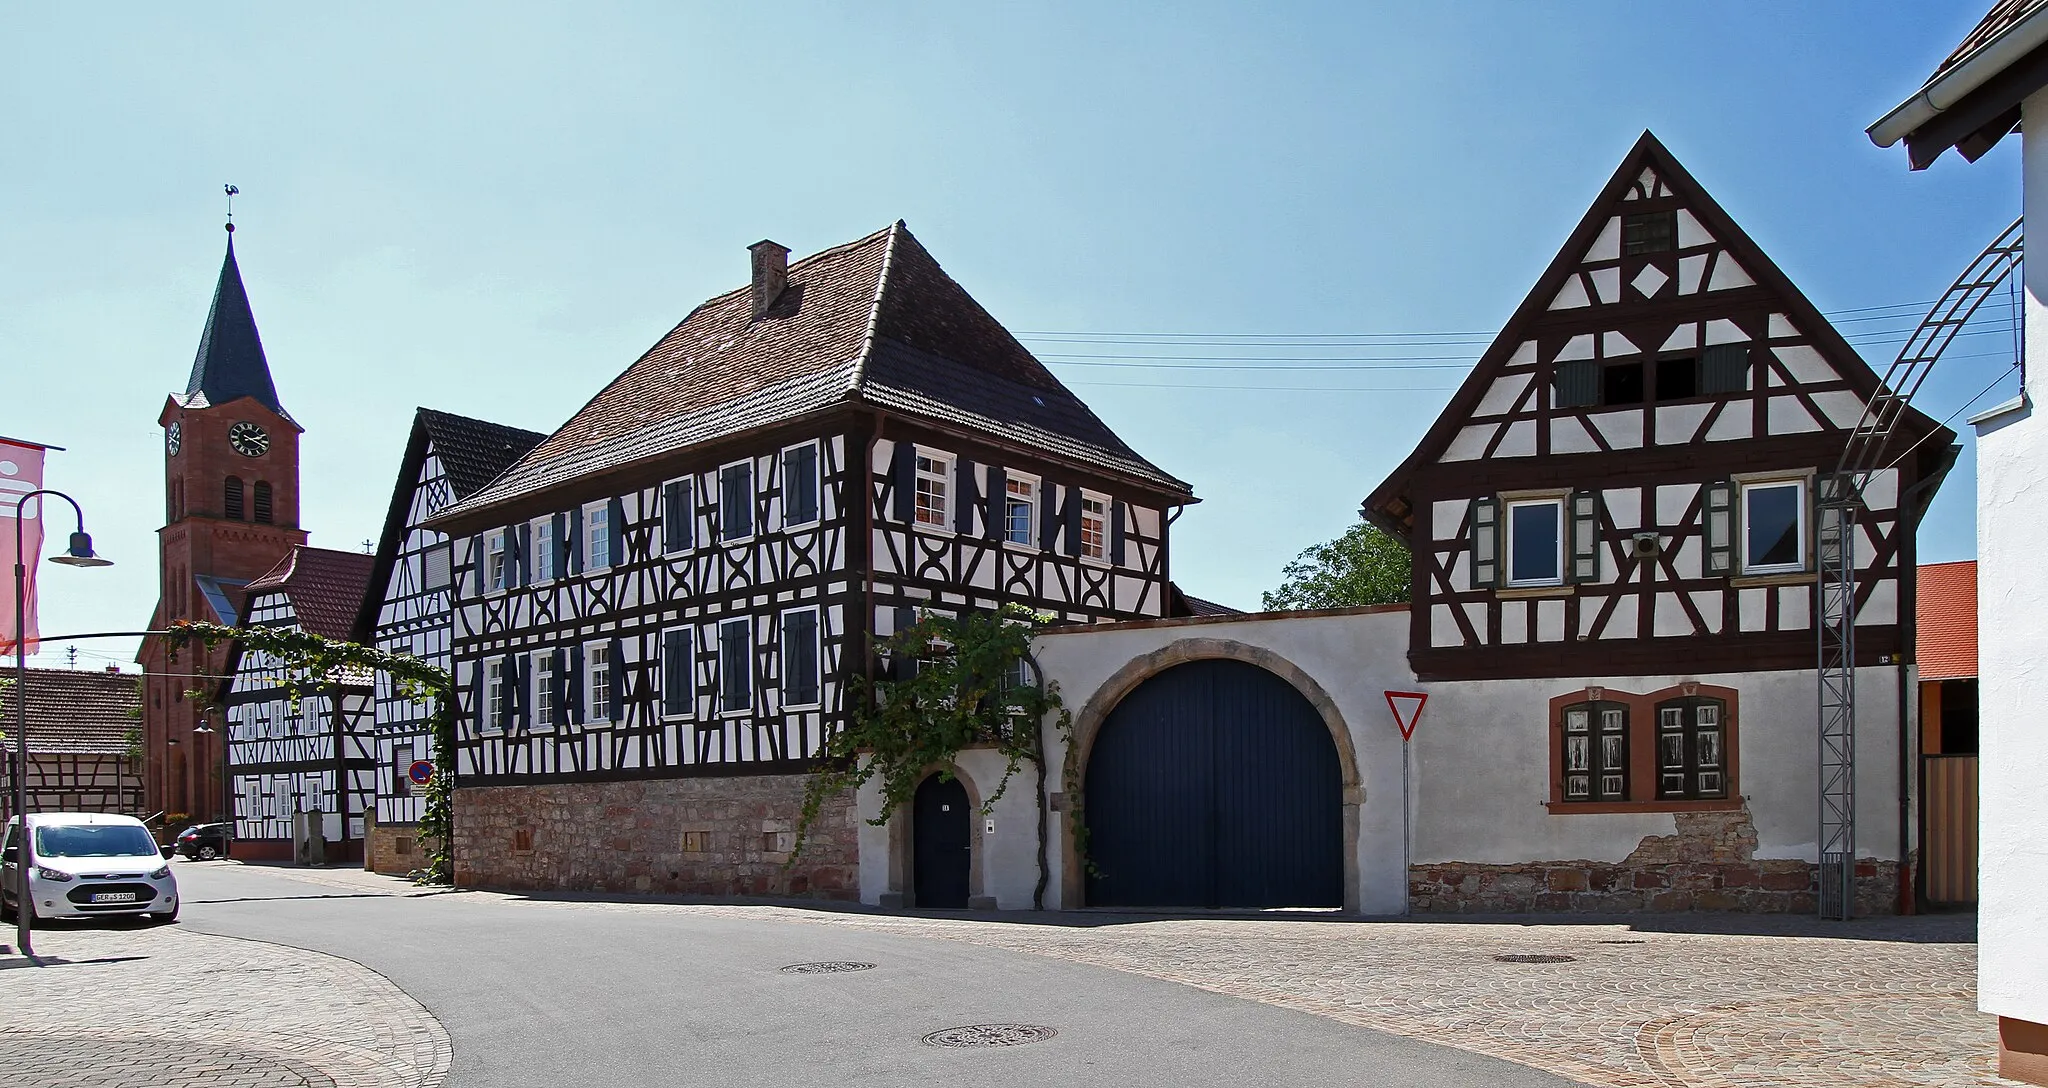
left=180, top=226, right=294, bottom=425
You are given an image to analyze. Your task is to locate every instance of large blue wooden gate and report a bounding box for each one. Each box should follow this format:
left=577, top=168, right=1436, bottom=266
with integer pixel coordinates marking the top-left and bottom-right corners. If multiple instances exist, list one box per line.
left=1083, top=659, right=1343, bottom=909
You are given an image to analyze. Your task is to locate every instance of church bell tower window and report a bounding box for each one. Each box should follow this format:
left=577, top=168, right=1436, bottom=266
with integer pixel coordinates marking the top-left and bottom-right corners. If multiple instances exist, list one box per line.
left=225, top=476, right=245, bottom=521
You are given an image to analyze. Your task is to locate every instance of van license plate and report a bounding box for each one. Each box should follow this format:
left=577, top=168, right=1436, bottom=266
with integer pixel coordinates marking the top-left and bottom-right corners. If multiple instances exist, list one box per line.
left=91, top=892, right=138, bottom=903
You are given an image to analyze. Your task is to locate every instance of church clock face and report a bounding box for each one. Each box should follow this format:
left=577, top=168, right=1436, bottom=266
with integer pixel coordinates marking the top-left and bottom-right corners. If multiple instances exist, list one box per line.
left=165, top=421, right=182, bottom=456
left=228, top=421, right=270, bottom=457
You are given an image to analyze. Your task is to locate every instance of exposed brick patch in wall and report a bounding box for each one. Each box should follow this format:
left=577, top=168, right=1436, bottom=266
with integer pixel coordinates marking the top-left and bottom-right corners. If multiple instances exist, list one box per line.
left=364, top=823, right=425, bottom=877
left=1410, top=805, right=1899, bottom=914
left=452, top=774, right=858, bottom=899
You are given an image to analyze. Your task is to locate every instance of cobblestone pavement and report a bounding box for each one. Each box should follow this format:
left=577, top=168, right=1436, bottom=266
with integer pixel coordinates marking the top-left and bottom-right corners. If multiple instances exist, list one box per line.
left=0, top=920, right=450, bottom=1088
left=519, top=898, right=2007, bottom=1088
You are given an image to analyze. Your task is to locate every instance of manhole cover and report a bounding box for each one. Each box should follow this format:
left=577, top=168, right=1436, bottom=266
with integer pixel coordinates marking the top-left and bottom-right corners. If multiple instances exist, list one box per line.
left=780, top=961, right=876, bottom=974
left=922, top=1024, right=1059, bottom=1048
left=1494, top=953, right=1577, bottom=963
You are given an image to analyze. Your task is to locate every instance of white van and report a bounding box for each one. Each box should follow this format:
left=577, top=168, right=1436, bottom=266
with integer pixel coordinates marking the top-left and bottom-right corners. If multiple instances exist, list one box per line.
left=1, top=813, right=180, bottom=923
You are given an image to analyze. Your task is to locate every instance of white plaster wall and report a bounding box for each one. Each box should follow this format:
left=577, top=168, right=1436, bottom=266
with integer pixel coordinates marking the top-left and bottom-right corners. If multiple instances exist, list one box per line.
left=1973, top=86, right=2048, bottom=1029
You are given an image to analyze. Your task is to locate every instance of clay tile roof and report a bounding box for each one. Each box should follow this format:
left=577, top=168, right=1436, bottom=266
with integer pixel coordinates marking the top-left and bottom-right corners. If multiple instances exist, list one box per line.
left=0, top=668, right=141, bottom=755
left=1917, top=560, right=1978, bottom=681
left=437, top=221, right=1188, bottom=528
left=245, top=546, right=377, bottom=640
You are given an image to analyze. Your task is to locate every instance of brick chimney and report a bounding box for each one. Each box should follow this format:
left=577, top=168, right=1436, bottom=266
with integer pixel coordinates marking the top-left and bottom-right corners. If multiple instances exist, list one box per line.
left=749, top=240, right=789, bottom=318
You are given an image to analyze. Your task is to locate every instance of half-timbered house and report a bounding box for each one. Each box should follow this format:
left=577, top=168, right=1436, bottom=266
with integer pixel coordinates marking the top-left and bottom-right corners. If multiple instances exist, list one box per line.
left=883, top=133, right=1953, bottom=917
left=427, top=222, right=1194, bottom=898
left=220, top=546, right=377, bottom=862
left=351, top=408, right=544, bottom=873
left=0, top=667, right=145, bottom=820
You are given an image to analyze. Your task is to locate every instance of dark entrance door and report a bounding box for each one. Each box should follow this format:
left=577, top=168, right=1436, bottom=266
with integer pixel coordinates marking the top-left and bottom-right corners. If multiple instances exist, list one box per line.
left=912, top=773, right=971, bottom=908
left=1084, top=659, right=1343, bottom=909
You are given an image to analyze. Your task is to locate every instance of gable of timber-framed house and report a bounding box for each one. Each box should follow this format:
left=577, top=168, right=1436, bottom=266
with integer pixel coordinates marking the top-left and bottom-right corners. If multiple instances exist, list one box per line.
left=425, top=222, right=1194, bottom=896
left=1364, top=131, right=1955, bottom=685
left=349, top=407, right=545, bottom=874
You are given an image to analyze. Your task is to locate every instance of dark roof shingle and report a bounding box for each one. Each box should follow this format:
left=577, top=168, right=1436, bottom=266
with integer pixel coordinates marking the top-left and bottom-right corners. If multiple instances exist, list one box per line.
left=0, top=668, right=141, bottom=755
left=417, top=408, right=549, bottom=500
left=176, top=235, right=293, bottom=425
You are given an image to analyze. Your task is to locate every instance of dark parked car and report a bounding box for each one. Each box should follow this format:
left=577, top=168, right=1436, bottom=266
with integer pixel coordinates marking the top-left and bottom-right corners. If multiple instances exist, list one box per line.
left=174, top=823, right=232, bottom=860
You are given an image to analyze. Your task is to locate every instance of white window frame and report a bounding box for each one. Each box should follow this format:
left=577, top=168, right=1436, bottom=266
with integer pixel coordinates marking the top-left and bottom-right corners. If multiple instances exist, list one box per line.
left=531, top=651, right=556, bottom=731
left=1004, top=473, right=1038, bottom=548
left=1738, top=476, right=1808, bottom=575
left=584, top=501, right=613, bottom=571
left=719, top=460, right=756, bottom=543
left=585, top=640, right=613, bottom=724
left=482, top=530, right=508, bottom=594
left=1078, top=490, right=1110, bottom=563
left=391, top=742, right=415, bottom=797
left=914, top=449, right=952, bottom=530
left=1503, top=496, right=1566, bottom=588
left=531, top=516, right=557, bottom=583
left=717, top=617, right=752, bottom=717
left=781, top=441, right=822, bottom=528
left=780, top=606, right=823, bottom=711
left=662, top=476, right=695, bottom=556
left=482, top=660, right=505, bottom=734
left=660, top=626, right=695, bottom=720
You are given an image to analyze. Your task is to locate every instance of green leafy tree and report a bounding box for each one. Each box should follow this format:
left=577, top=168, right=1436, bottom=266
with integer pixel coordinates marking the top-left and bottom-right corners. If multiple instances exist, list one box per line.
left=1262, top=521, right=1411, bottom=610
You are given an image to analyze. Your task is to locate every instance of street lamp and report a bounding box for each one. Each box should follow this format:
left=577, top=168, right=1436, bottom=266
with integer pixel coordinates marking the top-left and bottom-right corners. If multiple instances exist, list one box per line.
left=12, top=489, right=111, bottom=959
left=191, top=716, right=230, bottom=827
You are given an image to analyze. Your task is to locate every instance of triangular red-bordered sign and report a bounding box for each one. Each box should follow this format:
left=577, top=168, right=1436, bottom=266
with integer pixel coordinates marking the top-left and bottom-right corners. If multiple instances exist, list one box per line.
left=1384, top=690, right=1427, bottom=741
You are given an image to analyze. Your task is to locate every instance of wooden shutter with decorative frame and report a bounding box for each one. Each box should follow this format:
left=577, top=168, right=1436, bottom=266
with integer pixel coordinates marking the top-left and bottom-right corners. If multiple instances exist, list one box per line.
left=1567, top=490, right=1600, bottom=583
left=1704, top=480, right=1734, bottom=575
left=889, top=442, right=916, bottom=522
left=1470, top=496, right=1501, bottom=590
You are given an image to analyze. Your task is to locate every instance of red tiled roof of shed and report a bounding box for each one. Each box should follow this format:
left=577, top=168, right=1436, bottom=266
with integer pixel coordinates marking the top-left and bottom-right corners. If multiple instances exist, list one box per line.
left=1917, top=560, right=1978, bottom=681
left=245, top=546, right=376, bottom=640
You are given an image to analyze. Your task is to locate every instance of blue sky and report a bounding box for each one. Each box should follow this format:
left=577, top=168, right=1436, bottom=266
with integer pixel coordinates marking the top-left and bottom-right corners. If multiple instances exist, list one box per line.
left=2, top=3, right=2018, bottom=670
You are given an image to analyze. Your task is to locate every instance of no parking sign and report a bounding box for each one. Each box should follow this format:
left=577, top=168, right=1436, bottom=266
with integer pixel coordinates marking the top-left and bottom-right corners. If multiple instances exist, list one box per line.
left=408, top=760, right=434, bottom=786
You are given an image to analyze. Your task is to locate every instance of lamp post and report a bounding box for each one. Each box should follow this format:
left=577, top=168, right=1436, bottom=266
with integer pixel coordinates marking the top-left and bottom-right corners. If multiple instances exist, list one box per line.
left=192, top=714, right=230, bottom=828
left=11, top=489, right=111, bottom=959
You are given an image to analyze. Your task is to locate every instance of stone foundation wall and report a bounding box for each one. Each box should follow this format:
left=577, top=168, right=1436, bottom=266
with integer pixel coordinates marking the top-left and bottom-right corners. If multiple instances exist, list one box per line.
left=1409, top=808, right=1900, bottom=915
left=452, top=773, right=858, bottom=899
left=365, top=823, right=427, bottom=876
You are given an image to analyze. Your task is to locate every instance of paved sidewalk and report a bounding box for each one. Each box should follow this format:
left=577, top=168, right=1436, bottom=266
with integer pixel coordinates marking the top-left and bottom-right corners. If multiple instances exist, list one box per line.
left=517, top=898, right=2008, bottom=1088
left=0, top=922, right=450, bottom=1088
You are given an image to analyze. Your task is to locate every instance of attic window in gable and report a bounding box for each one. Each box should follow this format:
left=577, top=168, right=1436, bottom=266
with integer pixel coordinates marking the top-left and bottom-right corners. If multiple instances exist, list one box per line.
left=1602, top=362, right=1645, bottom=406
left=1655, top=357, right=1699, bottom=401
left=1623, top=211, right=1676, bottom=255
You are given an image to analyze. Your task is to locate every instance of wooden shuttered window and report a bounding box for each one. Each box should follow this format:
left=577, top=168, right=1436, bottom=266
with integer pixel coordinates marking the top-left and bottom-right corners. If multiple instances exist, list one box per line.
left=719, top=620, right=751, bottom=713
left=606, top=498, right=626, bottom=565
left=1553, top=360, right=1599, bottom=409
left=1470, top=496, right=1501, bottom=589
left=551, top=647, right=569, bottom=726
left=1063, top=490, right=1083, bottom=555
left=782, top=610, right=820, bottom=706
left=1703, top=480, right=1734, bottom=574
left=983, top=466, right=1007, bottom=541
left=719, top=464, right=754, bottom=541
left=1701, top=345, right=1750, bottom=394
left=510, top=523, right=529, bottom=588
left=500, top=654, right=521, bottom=731
left=471, top=534, right=488, bottom=596
left=567, top=644, right=584, bottom=724
left=1110, top=501, right=1127, bottom=566
left=554, top=512, right=573, bottom=574
left=662, top=480, right=693, bottom=553
left=566, top=507, right=584, bottom=575
left=1038, top=483, right=1060, bottom=550
left=953, top=457, right=978, bottom=534
left=608, top=637, right=627, bottom=718
left=889, top=442, right=917, bottom=522
left=661, top=629, right=692, bottom=718
left=1567, top=490, right=1600, bottom=583
left=783, top=445, right=819, bottom=526
left=253, top=481, right=273, bottom=524
left=225, top=476, right=245, bottom=521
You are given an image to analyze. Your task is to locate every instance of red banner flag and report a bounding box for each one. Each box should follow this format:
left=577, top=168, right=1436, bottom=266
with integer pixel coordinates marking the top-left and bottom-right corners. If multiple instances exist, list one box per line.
left=0, top=439, right=48, bottom=655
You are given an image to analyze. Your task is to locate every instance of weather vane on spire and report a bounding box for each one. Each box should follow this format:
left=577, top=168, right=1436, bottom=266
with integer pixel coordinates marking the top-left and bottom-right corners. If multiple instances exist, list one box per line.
left=224, top=183, right=239, bottom=233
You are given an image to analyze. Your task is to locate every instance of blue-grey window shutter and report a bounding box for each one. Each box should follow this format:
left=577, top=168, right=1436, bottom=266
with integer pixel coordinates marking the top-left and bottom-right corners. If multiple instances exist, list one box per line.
left=568, top=644, right=584, bottom=724
left=1038, top=484, right=1060, bottom=549
left=471, top=662, right=485, bottom=733
left=783, top=610, right=819, bottom=705
left=1704, top=481, right=1735, bottom=574
left=1567, top=490, right=1600, bottom=583
left=607, top=497, right=626, bottom=564
left=499, top=654, right=518, bottom=731
left=954, top=457, right=978, bottom=534
left=567, top=507, right=584, bottom=575
left=785, top=446, right=819, bottom=525
left=1110, top=501, right=1127, bottom=566
left=551, top=647, right=568, bottom=726
left=662, top=629, right=691, bottom=717
left=721, top=621, right=750, bottom=712
left=983, top=466, right=1006, bottom=540
left=554, top=512, right=571, bottom=573
left=663, top=480, right=693, bottom=552
left=513, top=655, right=530, bottom=730
left=513, top=523, right=530, bottom=587
left=1702, top=345, right=1750, bottom=394
left=890, top=441, right=916, bottom=522
left=1470, top=497, right=1500, bottom=590
left=1063, top=491, right=1083, bottom=555
left=1553, top=360, right=1599, bottom=408
left=609, top=638, right=627, bottom=715
left=471, top=535, right=487, bottom=595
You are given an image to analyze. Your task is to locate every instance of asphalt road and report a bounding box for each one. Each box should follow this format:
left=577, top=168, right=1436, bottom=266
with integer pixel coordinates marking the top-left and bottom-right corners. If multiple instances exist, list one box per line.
left=176, top=864, right=1585, bottom=1088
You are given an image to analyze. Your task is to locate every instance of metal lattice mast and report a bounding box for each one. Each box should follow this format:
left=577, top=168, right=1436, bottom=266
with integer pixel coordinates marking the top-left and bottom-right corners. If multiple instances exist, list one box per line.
left=1816, top=216, right=2022, bottom=920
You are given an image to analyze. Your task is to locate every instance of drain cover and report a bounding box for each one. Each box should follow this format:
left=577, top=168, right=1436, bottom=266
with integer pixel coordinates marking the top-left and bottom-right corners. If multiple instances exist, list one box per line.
left=780, top=961, right=876, bottom=974
left=1494, top=953, right=1577, bottom=964
left=922, top=1024, right=1059, bottom=1048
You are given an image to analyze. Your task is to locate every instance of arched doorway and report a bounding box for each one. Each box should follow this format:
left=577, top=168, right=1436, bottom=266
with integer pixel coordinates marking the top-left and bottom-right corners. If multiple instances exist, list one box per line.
left=1084, top=658, right=1343, bottom=909
left=912, top=773, right=971, bottom=908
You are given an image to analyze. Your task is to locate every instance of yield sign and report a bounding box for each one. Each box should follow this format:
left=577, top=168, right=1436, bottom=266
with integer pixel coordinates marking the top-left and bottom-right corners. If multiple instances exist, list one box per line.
left=1384, top=690, right=1428, bottom=741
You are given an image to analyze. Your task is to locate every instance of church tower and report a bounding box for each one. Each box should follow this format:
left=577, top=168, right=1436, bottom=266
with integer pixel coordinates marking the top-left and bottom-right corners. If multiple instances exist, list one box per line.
left=138, top=222, right=306, bottom=824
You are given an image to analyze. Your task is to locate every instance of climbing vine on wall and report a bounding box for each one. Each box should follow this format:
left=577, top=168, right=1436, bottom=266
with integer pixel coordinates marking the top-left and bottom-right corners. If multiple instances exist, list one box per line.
left=791, top=603, right=1074, bottom=908
left=162, top=620, right=457, bottom=885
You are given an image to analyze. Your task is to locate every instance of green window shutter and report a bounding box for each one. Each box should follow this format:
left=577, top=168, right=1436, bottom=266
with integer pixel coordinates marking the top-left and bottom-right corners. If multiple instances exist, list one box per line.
left=1568, top=490, right=1600, bottom=583
left=1701, top=345, right=1750, bottom=394
left=1704, top=480, right=1734, bottom=574
left=1470, top=496, right=1500, bottom=590
left=1553, top=360, right=1599, bottom=408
